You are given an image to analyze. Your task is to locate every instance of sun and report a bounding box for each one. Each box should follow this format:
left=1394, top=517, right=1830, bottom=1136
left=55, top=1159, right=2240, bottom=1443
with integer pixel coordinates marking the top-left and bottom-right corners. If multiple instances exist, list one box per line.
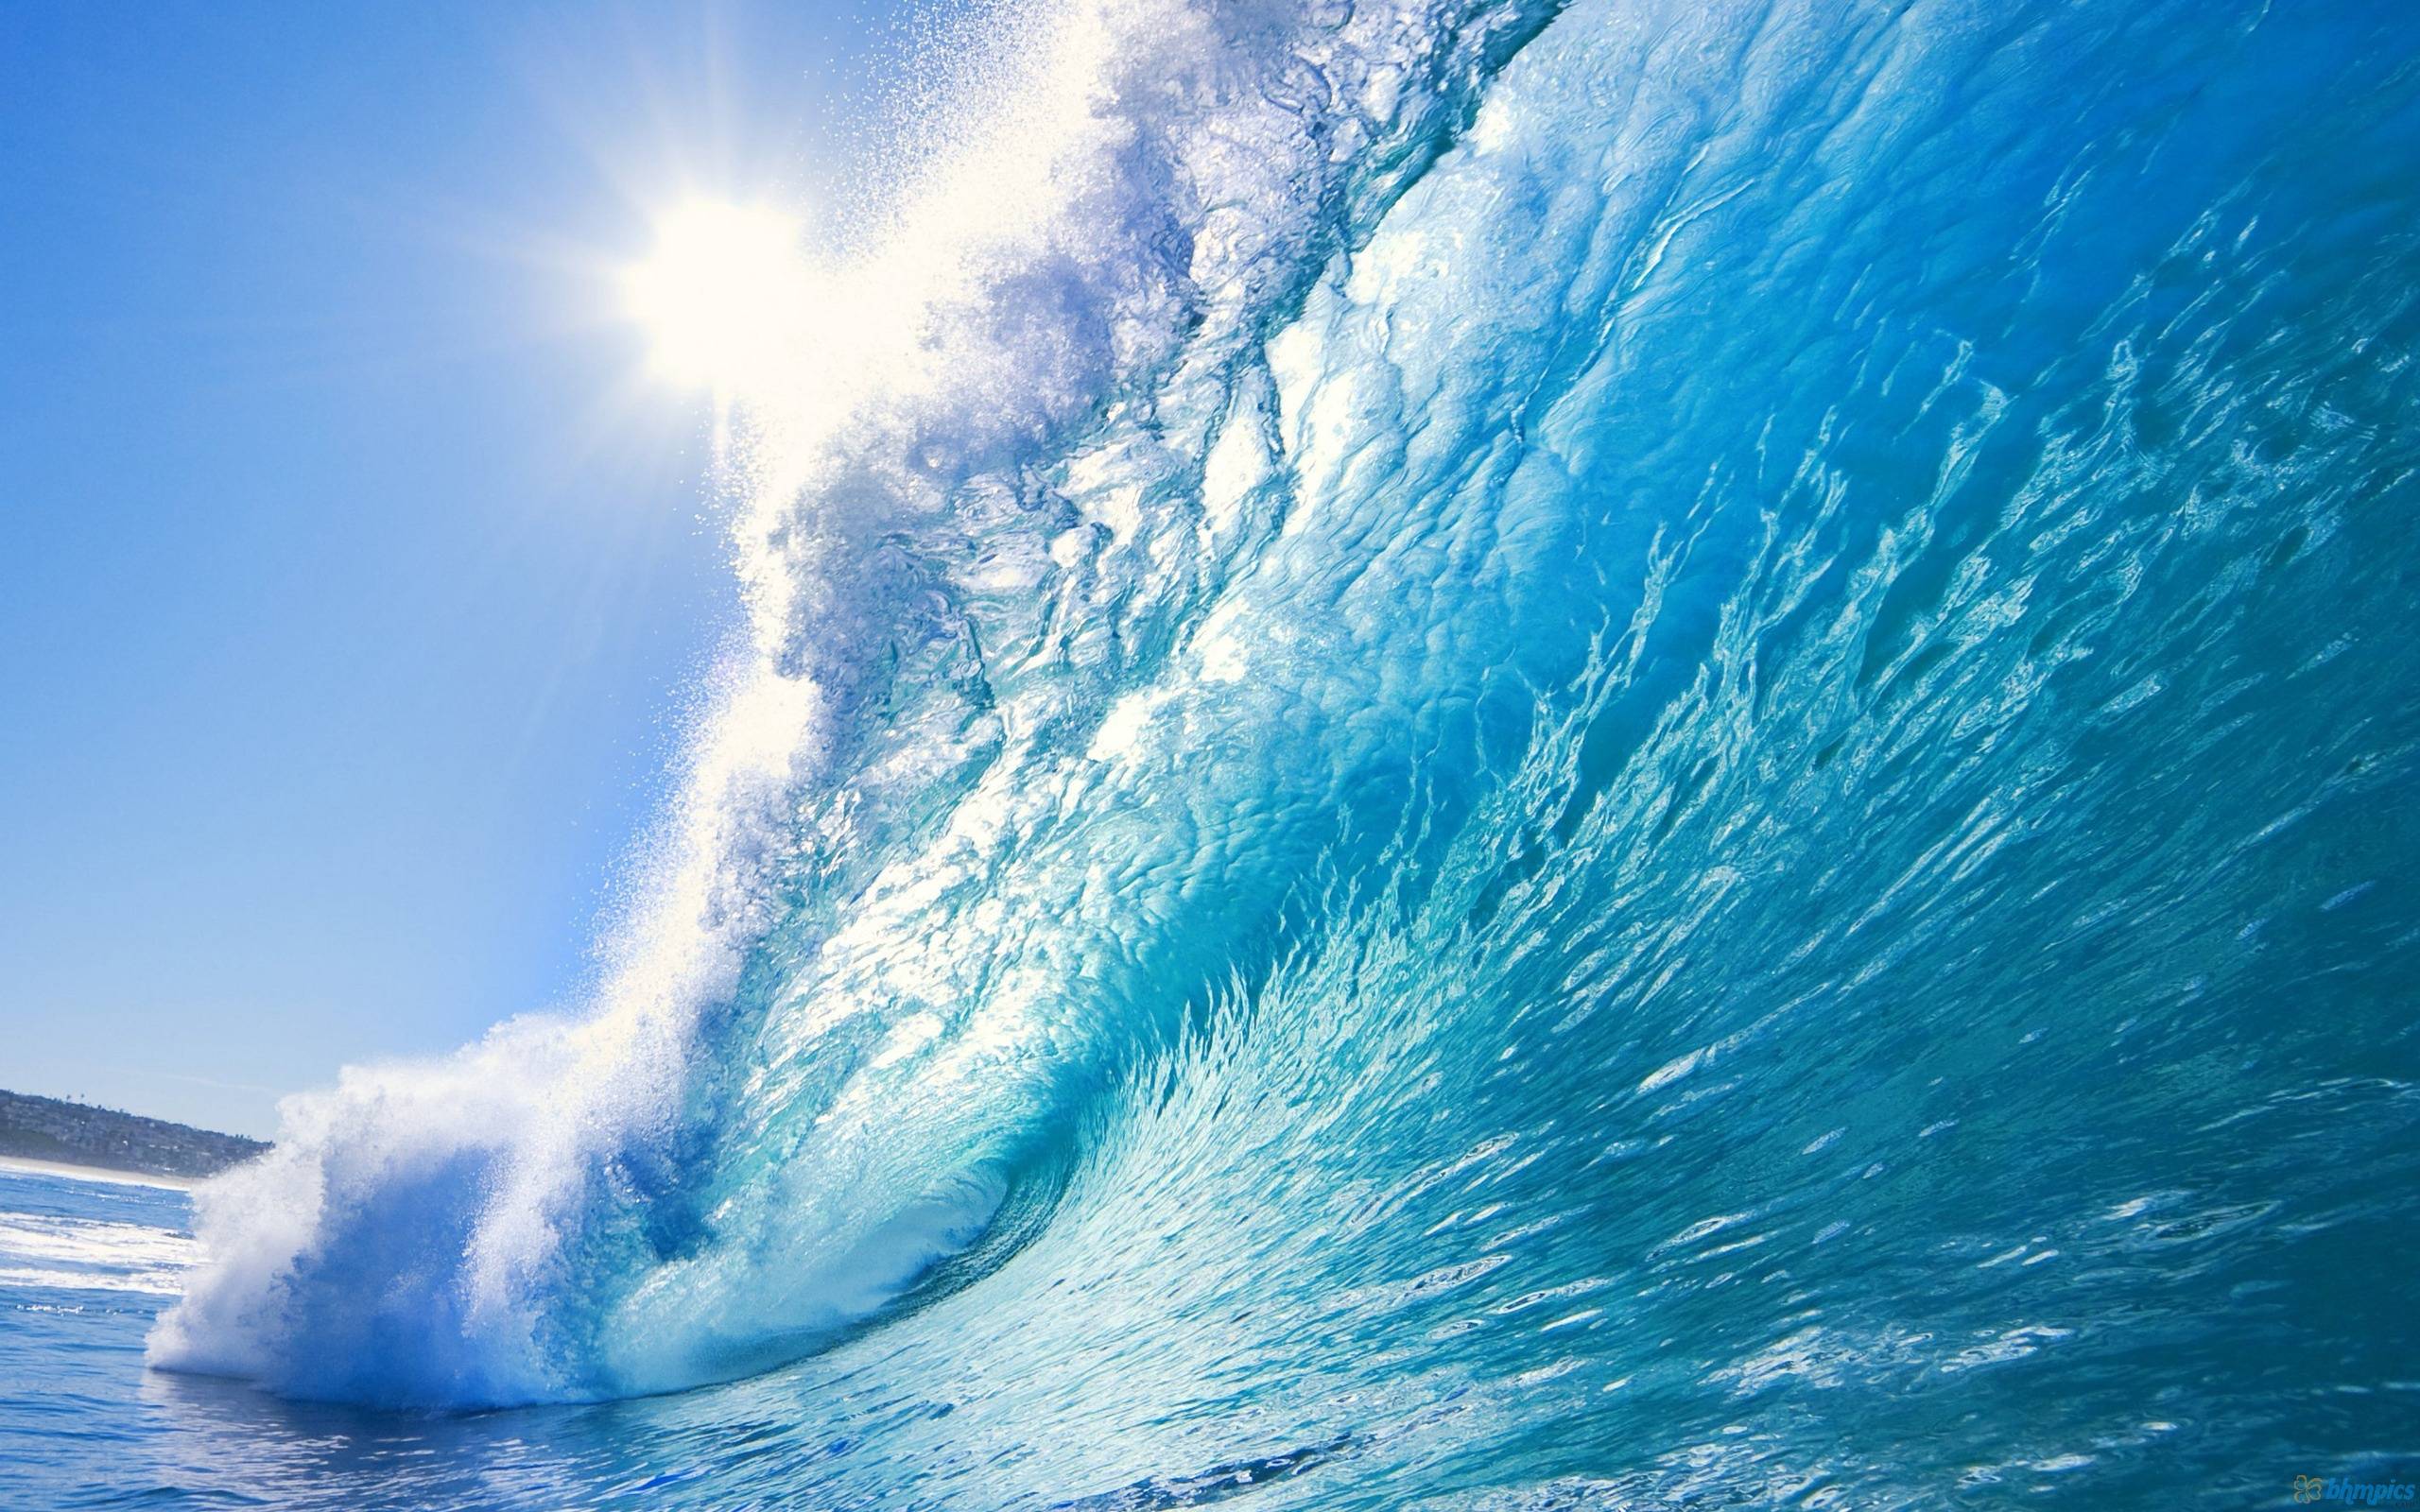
left=621, top=200, right=809, bottom=392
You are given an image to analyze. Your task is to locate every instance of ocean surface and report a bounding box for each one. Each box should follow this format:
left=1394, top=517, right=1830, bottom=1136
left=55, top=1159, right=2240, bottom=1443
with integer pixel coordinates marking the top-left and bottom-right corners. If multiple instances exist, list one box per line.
left=11, top=0, right=2420, bottom=1505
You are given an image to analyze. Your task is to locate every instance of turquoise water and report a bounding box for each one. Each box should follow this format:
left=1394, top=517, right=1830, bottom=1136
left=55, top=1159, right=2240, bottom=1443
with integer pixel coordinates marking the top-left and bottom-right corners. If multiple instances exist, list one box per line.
left=13, top=0, right=2420, bottom=1504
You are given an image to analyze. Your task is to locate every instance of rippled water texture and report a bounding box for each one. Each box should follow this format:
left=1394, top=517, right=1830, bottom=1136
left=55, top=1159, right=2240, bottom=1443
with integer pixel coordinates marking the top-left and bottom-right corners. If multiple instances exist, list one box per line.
left=10, top=0, right=2418, bottom=1505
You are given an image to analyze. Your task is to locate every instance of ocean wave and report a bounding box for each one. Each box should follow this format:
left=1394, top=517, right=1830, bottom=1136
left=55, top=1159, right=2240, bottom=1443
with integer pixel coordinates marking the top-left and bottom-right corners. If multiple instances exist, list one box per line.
left=149, top=7, right=2420, bottom=1503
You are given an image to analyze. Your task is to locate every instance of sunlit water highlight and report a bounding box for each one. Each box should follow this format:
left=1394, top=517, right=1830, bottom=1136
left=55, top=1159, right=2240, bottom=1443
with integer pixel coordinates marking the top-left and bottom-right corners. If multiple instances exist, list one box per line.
left=9, top=0, right=2420, bottom=1505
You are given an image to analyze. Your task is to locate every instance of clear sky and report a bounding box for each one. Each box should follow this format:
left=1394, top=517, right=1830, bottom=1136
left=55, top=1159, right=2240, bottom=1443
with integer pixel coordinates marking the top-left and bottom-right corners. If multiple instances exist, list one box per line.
left=0, top=2, right=919, bottom=1138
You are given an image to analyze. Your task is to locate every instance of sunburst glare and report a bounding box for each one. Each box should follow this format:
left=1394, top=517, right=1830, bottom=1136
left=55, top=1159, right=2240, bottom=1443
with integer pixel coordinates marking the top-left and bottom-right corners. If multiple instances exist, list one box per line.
left=621, top=200, right=810, bottom=392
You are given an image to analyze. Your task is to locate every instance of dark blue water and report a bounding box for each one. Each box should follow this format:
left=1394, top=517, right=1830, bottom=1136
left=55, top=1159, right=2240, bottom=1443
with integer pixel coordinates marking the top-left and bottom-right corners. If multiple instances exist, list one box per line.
left=10, top=0, right=2420, bottom=1505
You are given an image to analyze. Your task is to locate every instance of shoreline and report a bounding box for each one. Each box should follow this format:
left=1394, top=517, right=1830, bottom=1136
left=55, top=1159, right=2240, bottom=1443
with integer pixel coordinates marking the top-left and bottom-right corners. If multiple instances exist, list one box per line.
left=0, top=1154, right=199, bottom=1192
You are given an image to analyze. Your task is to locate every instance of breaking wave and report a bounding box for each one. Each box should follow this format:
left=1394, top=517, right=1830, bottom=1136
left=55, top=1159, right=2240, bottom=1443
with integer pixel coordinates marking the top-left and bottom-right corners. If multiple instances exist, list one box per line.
left=149, top=0, right=2420, bottom=1500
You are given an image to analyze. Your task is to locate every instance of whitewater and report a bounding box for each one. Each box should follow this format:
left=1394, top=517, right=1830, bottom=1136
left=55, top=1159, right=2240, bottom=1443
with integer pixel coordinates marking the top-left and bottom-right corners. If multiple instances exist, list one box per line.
left=26, top=0, right=2414, bottom=1504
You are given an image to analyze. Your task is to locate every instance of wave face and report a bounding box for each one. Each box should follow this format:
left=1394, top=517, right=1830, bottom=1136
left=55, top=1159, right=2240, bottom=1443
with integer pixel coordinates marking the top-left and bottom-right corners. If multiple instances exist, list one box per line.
left=150, top=0, right=2420, bottom=1501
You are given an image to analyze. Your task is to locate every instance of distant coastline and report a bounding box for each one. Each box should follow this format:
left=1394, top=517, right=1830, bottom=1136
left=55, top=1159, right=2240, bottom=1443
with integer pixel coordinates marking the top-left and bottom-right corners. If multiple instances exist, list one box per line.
left=0, top=1088, right=267, bottom=1181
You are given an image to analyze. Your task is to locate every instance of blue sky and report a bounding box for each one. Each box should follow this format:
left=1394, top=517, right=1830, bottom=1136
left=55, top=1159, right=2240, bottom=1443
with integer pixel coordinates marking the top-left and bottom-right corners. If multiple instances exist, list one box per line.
left=0, top=2, right=918, bottom=1138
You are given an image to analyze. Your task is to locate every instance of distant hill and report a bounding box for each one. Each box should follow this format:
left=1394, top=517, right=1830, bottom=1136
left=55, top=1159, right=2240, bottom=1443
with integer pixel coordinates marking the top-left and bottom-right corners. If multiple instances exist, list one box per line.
left=0, top=1089, right=268, bottom=1180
